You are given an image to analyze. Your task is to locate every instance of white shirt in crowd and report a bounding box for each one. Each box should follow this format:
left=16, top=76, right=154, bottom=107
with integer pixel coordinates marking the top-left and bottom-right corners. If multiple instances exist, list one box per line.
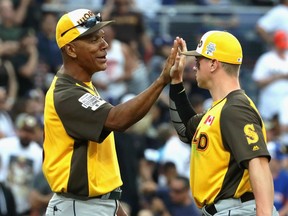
left=0, top=136, right=42, bottom=214
left=252, top=50, right=288, bottom=121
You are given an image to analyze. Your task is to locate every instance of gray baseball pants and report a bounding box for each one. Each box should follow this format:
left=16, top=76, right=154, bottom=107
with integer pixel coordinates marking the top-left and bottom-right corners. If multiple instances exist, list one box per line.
left=202, top=199, right=279, bottom=216
left=45, top=193, right=119, bottom=216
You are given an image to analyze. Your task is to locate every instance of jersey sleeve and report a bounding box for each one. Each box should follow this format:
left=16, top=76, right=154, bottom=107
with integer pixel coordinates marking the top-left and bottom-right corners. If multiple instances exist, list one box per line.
left=54, top=86, right=113, bottom=143
left=220, top=101, right=270, bottom=169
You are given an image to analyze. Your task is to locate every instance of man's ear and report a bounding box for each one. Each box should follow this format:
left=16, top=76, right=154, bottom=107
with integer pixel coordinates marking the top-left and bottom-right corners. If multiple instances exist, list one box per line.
left=210, top=59, right=218, bottom=72
left=64, top=43, right=77, bottom=58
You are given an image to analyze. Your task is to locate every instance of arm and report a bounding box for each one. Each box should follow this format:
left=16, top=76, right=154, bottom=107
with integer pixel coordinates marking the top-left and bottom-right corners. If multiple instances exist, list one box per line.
left=29, top=189, right=53, bottom=211
left=114, top=42, right=135, bottom=82
left=116, top=202, right=129, bottom=216
left=104, top=39, right=178, bottom=131
left=19, top=35, right=38, bottom=78
left=249, top=157, right=275, bottom=216
left=255, top=25, right=273, bottom=46
left=255, top=73, right=288, bottom=89
left=14, top=0, right=32, bottom=25
left=169, top=38, right=198, bottom=143
left=101, top=0, right=114, bottom=21
left=279, top=199, right=288, bottom=216
left=4, top=60, right=18, bottom=110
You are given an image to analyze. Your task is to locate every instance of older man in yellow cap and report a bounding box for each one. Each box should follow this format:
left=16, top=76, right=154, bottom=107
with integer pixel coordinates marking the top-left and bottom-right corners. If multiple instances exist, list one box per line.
left=168, top=31, right=279, bottom=215
left=42, top=8, right=179, bottom=216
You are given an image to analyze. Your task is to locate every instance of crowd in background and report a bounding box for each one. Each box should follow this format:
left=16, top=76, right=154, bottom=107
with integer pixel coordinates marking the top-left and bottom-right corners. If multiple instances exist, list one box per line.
left=0, top=0, right=288, bottom=215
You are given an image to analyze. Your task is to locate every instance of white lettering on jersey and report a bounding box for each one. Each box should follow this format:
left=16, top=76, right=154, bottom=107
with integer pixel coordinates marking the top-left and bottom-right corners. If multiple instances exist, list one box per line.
left=78, top=93, right=106, bottom=111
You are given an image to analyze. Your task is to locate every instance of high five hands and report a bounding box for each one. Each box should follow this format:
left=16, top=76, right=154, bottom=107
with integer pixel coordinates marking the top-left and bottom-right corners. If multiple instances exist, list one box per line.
left=171, top=37, right=187, bottom=84
left=161, top=37, right=187, bottom=85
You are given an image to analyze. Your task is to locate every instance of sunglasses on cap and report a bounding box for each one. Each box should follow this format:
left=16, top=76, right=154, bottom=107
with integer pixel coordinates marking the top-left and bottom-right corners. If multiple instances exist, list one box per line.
left=61, top=13, right=102, bottom=37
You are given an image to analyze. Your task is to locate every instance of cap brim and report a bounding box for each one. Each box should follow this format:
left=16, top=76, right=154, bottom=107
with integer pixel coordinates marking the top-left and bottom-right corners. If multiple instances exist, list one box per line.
left=79, top=20, right=115, bottom=38
left=181, top=50, right=202, bottom=56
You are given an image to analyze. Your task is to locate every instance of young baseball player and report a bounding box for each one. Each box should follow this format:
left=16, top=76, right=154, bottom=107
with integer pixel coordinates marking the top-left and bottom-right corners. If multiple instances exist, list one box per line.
left=169, top=32, right=279, bottom=216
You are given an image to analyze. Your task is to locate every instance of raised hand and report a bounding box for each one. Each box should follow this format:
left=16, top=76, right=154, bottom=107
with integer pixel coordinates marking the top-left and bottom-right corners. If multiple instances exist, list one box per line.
left=170, top=37, right=187, bottom=84
left=160, top=38, right=179, bottom=85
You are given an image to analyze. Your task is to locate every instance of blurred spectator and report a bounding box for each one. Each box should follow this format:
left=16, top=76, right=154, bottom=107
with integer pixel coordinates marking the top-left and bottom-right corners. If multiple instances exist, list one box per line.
left=0, top=0, right=39, bottom=97
left=148, top=34, right=173, bottom=87
left=102, top=0, right=151, bottom=94
left=196, top=0, right=240, bottom=37
left=0, top=182, right=17, bottom=216
left=137, top=209, right=154, bottom=216
left=102, top=0, right=154, bottom=63
left=142, top=176, right=201, bottom=216
left=29, top=171, right=52, bottom=216
left=11, top=0, right=43, bottom=31
left=256, top=0, right=288, bottom=47
left=252, top=30, right=288, bottom=121
left=133, top=0, right=162, bottom=19
left=0, top=87, right=16, bottom=138
left=189, top=94, right=206, bottom=114
left=279, top=96, right=288, bottom=147
left=113, top=94, right=158, bottom=216
left=196, top=0, right=231, bottom=5
left=0, top=0, right=23, bottom=58
left=157, top=123, right=191, bottom=179
left=11, top=31, right=39, bottom=98
left=0, top=113, right=43, bottom=215
left=47, top=0, right=104, bottom=10
left=158, top=162, right=178, bottom=187
left=0, top=57, right=18, bottom=111
left=92, top=25, right=135, bottom=105
left=164, top=176, right=201, bottom=216
left=11, top=88, right=45, bottom=125
left=36, top=12, right=62, bottom=91
left=267, top=142, right=288, bottom=216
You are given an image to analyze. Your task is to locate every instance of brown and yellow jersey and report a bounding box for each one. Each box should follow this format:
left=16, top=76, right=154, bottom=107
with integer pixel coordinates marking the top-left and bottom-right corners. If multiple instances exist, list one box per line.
left=42, top=72, right=122, bottom=197
left=169, top=84, right=270, bottom=208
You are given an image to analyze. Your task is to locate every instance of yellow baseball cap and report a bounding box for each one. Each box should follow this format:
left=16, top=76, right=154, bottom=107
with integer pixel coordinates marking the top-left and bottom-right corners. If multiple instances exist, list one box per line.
left=56, top=9, right=114, bottom=48
left=182, top=31, right=243, bottom=65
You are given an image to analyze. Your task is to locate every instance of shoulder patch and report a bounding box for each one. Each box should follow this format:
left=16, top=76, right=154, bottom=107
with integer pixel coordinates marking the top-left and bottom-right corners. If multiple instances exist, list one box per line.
left=244, top=123, right=259, bottom=144
left=78, top=93, right=106, bottom=111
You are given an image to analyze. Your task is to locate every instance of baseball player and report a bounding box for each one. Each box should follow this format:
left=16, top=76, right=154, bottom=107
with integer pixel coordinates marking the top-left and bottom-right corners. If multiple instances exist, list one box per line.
left=42, top=8, right=178, bottom=216
left=168, top=32, right=279, bottom=215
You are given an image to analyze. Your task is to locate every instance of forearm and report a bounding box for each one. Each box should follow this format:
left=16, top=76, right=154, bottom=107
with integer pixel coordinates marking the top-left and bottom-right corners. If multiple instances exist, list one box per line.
left=105, top=76, right=167, bottom=131
left=169, top=82, right=196, bottom=143
left=256, top=74, right=288, bottom=88
left=105, top=37, right=178, bottom=131
left=14, top=0, right=30, bottom=25
left=30, top=190, right=52, bottom=209
left=249, top=157, right=274, bottom=216
left=5, top=61, right=18, bottom=109
left=20, top=48, right=38, bottom=77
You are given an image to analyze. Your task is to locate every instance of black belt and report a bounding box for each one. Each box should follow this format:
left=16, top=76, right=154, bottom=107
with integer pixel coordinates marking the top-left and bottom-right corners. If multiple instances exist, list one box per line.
left=204, top=192, right=254, bottom=215
left=57, top=188, right=122, bottom=201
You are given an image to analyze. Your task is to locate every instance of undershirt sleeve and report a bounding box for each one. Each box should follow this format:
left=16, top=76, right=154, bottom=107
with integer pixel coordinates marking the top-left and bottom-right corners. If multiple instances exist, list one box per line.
left=169, top=83, right=199, bottom=143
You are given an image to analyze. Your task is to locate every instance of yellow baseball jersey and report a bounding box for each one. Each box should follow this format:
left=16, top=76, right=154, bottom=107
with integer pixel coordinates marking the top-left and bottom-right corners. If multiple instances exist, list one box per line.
left=187, top=90, right=270, bottom=208
left=42, top=72, right=122, bottom=197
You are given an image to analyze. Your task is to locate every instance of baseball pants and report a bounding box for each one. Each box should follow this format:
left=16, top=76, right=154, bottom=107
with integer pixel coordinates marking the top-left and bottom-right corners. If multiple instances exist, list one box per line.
left=45, top=193, right=119, bottom=216
left=202, top=199, right=279, bottom=216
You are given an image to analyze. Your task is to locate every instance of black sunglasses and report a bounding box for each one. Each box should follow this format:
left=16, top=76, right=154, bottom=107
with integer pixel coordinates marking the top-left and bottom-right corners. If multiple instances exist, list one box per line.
left=61, top=13, right=102, bottom=37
